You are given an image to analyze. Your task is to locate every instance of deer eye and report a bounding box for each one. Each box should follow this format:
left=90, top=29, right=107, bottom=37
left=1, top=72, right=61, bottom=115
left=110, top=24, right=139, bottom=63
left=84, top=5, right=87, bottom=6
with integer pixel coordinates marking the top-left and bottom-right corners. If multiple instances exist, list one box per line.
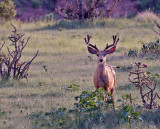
left=97, top=54, right=99, bottom=56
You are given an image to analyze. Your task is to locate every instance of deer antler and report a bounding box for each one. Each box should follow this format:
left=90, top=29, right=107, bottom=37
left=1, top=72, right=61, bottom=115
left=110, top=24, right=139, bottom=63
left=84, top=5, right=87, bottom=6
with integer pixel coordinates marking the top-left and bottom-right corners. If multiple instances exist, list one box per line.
left=104, top=35, right=119, bottom=51
left=84, top=35, right=99, bottom=51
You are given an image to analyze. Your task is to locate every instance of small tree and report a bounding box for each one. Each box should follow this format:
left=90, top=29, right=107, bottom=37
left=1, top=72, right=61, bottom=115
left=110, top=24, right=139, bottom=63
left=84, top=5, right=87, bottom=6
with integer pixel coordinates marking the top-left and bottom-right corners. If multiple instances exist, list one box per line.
left=0, top=0, right=16, bottom=20
left=56, top=0, right=119, bottom=20
left=0, top=24, right=39, bottom=80
left=128, top=62, right=160, bottom=109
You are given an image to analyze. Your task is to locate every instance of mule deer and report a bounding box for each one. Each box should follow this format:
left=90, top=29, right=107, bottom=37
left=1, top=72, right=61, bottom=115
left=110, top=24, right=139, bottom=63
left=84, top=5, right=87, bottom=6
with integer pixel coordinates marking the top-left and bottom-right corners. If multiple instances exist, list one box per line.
left=84, top=35, right=119, bottom=100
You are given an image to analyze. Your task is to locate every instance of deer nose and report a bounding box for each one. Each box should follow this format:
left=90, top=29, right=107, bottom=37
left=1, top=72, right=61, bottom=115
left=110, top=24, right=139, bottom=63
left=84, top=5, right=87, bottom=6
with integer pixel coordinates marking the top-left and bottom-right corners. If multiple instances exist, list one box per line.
left=99, top=59, right=103, bottom=62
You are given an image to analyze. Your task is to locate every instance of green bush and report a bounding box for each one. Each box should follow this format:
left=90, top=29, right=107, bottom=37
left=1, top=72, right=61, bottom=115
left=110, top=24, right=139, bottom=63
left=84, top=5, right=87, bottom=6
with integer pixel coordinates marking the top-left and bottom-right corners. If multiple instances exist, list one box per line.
left=29, top=90, right=144, bottom=128
left=29, top=88, right=115, bottom=128
left=118, top=94, right=143, bottom=128
left=0, top=0, right=16, bottom=20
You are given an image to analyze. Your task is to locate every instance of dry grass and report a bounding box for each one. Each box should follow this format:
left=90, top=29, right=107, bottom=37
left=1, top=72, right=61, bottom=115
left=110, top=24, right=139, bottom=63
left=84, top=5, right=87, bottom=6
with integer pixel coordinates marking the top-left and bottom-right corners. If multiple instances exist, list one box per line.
left=135, top=10, right=160, bottom=23
left=0, top=18, right=160, bottom=128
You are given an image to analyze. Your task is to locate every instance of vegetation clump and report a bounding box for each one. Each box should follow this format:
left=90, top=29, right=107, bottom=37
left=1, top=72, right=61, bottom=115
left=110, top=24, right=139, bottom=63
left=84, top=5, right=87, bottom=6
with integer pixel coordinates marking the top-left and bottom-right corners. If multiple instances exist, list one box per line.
left=30, top=88, right=144, bottom=128
left=30, top=88, right=116, bottom=128
left=128, top=49, right=138, bottom=57
left=135, top=0, right=160, bottom=14
left=142, top=40, right=160, bottom=55
left=118, top=94, right=143, bottom=128
left=0, top=0, right=16, bottom=20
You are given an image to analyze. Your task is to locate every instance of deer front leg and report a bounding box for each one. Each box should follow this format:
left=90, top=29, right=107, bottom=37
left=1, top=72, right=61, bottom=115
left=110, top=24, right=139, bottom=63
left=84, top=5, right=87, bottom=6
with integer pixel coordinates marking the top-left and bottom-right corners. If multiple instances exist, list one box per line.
left=104, top=88, right=114, bottom=104
left=104, top=87, right=109, bottom=101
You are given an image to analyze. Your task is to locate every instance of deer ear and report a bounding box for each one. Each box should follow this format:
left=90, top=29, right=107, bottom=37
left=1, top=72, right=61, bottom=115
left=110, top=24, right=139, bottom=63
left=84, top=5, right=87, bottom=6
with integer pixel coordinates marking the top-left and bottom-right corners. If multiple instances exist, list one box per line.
left=88, top=47, right=97, bottom=54
left=106, top=46, right=116, bottom=54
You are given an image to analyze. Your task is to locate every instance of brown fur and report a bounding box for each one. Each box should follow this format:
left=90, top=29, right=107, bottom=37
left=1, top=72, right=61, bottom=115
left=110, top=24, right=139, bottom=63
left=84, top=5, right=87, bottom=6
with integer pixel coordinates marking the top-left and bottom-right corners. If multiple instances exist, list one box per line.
left=94, top=62, right=116, bottom=95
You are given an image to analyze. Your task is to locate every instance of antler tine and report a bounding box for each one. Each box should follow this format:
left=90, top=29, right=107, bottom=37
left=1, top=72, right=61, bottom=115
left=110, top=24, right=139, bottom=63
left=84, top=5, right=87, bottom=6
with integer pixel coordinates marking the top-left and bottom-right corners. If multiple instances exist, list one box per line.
left=84, top=35, right=91, bottom=45
left=84, top=35, right=99, bottom=51
left=113, top=35, right=119, bottom=45
left=104, top=35, right=119, bottom=51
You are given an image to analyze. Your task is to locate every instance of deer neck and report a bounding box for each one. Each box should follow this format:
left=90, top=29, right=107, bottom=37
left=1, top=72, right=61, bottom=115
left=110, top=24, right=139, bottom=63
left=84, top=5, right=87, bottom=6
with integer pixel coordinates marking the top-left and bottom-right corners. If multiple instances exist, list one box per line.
left=97, top=62, right=106, bottom=75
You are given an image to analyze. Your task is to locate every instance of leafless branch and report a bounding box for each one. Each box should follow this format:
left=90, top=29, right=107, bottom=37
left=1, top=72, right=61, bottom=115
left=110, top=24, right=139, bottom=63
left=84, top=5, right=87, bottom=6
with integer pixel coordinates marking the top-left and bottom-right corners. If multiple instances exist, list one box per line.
left=0, top=42, right=5, bottom=51
left=154, top=20, right=160, bottom=28
left=10, top=22, right=17, bottom=34
left=153, top=29, right=160, bottom=36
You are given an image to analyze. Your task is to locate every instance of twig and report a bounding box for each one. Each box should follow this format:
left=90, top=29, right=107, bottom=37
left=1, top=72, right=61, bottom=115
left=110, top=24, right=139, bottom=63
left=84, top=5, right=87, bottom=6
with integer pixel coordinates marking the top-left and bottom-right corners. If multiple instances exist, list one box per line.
left=0, top=42, right=5, bottom=51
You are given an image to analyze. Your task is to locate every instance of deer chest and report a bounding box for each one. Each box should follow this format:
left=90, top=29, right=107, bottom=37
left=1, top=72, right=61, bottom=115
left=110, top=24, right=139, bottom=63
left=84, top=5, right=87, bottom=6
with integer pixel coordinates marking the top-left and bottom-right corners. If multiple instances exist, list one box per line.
left=94, top=66, right=115, bottom=90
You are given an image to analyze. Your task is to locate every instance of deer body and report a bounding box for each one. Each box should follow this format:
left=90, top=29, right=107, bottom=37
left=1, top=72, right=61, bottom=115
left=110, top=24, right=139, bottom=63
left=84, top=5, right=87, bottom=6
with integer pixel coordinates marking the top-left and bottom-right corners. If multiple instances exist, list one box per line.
left=84, top=35, right=119, bottom=96
left=94, top=64, right=116, bottom=94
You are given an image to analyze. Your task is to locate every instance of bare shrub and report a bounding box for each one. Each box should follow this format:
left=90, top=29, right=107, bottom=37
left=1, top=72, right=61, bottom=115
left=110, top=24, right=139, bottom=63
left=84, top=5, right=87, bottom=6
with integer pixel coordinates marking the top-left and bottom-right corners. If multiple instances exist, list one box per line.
left=0, top=24, right=39, bottom=81
left=128, top=62, right=160, bottom=109
left=56, top=0, right=119, bottom=20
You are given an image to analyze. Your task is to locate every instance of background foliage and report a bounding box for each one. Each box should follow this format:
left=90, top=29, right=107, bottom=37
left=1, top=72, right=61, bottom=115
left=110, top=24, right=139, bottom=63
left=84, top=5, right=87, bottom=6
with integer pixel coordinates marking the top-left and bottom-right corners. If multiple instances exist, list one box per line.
left=0, top=0, right=16, bottom=20
left=135, top=0, right=160, bottom=13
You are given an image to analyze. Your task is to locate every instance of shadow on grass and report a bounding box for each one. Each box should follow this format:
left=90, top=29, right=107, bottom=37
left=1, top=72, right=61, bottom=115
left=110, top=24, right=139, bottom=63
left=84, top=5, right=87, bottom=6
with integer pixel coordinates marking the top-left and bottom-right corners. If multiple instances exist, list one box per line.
left=0, top=80, right=14, bottom=88
left=29, top=18, right=154, bottom=32
left=102, top=110, right=119, bottom=129
left=8, top=92, right=60, bottom=99
left=29, top=108, right=119, bottom=129
left=141, top=109, right=160, bottom=128
left=116, top=84, right=133, bottom=91
left=34, top=19, right=109, bottom=31
left=73, top=110, right=119, bottom=129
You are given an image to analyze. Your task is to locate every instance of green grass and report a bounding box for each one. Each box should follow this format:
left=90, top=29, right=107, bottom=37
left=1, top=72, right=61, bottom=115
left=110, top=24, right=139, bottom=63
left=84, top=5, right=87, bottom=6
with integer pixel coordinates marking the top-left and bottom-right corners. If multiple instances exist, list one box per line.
left=0, top=18, right=160, bottom=128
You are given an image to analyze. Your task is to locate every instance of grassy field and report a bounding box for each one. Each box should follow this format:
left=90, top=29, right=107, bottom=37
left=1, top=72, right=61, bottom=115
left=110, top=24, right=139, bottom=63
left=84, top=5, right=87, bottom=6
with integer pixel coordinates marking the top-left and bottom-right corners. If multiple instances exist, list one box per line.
left=0, top=18, right=160, bottom=129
